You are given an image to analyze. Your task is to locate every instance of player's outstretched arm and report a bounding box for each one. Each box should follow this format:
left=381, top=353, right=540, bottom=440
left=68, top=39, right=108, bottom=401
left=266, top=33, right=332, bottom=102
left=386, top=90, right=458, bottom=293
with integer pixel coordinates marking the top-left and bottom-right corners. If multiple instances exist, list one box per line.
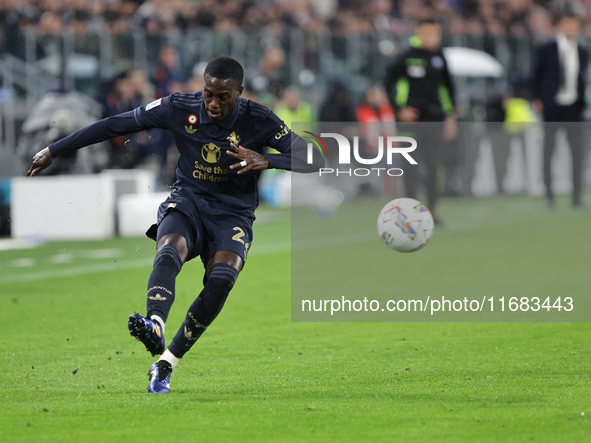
left=24, top=111, right=143, bottom=177
left=25, top=147, right=54, bottom=177
left=25, top=97, right=171, bottom=176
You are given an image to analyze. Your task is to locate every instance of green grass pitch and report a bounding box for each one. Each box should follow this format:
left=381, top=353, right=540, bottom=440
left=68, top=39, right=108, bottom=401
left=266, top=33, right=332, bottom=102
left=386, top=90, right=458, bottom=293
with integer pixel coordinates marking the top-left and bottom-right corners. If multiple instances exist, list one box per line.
left=1, top=196, right=590, bottom=442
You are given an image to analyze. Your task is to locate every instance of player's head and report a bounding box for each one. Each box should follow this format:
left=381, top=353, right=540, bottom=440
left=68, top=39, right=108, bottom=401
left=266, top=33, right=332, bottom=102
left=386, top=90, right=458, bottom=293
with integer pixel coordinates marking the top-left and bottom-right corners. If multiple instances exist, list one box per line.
left=203, top=56, right=244, bottom=121
left=415, top=19, right=442, bottom=52
left=556, top=10, right=580, bottom=41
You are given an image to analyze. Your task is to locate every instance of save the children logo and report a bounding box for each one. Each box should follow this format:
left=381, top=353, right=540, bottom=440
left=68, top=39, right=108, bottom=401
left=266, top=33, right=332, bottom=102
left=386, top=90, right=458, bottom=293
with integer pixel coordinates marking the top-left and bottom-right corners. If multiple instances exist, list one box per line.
left=202, top=143, right=221, bottom=163
left=302, top=131, right=417, bottom=177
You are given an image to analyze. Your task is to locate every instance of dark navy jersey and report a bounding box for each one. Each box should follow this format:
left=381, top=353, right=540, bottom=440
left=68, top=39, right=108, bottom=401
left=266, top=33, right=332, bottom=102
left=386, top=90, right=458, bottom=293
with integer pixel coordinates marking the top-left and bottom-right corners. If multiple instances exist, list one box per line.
left=48, top=92, right=320, bottom=217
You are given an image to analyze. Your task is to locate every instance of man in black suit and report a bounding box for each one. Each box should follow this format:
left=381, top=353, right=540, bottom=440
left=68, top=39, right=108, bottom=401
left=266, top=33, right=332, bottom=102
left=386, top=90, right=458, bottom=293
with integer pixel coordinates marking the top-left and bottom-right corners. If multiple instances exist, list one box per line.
left=532, top=11, right=588, bottom=207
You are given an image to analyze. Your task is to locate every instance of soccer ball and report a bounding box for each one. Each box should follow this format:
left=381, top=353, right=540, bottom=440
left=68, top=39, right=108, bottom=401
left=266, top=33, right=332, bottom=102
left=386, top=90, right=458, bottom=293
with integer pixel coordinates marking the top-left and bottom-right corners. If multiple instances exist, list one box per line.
left=377, top=198, right=434, bottom=252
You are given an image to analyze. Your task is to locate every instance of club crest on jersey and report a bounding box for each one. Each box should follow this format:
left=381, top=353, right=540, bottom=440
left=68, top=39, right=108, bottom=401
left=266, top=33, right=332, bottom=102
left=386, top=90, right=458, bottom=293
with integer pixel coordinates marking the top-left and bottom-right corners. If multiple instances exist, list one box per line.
left=202, top=143, right=221, bottom=163
left=184, top=114, right=198, bottom=134
left=227, top=131, right=241, bottom=146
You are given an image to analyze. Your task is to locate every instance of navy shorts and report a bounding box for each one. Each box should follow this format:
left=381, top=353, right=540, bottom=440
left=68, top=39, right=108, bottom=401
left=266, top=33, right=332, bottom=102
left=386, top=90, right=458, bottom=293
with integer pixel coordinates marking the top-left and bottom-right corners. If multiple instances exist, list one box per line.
left=146, top=188, right=254, bottom=265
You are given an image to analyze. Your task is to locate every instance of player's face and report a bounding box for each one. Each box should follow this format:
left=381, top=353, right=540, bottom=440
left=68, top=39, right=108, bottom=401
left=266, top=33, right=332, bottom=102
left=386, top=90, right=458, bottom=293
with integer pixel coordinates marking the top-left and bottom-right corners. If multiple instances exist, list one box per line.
left=559, top=17, right=580, bottom=41
left=416, top=23, right=442, bottom=51
left=203, top=74, right=244, bottom=121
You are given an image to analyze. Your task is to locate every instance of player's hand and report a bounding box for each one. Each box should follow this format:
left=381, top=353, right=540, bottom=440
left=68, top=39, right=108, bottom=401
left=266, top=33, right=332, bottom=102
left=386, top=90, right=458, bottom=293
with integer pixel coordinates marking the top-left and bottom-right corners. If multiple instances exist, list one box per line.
left=227, top=143, right=270, bottom=174
left=26, top=147, right=54, bottom=177
left=397, top=107, right=420, bottom=122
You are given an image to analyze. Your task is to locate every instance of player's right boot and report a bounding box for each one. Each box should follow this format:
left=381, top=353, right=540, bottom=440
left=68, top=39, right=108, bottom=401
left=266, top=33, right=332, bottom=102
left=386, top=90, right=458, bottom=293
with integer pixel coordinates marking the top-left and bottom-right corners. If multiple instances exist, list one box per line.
left=148, top=360, right=172, bottom=393
left=128, top=313, right=165, bottom=356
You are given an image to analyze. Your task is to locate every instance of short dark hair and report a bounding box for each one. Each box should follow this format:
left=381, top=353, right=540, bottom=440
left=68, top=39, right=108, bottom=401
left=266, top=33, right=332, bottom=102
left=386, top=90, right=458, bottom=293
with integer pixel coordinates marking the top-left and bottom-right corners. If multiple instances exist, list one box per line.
left=555, top=9, right=579, bottom=25
left=416, top=18, right=439, bottom=27
left=204, top=56, right=244, bottom=86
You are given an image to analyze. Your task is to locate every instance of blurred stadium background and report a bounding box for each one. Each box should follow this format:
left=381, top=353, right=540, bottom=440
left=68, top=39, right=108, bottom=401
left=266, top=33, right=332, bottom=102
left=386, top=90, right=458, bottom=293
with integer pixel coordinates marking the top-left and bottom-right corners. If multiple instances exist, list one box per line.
left=3, top=3, right=591, bottom=441
left=0, top=0, right=590, bottom=238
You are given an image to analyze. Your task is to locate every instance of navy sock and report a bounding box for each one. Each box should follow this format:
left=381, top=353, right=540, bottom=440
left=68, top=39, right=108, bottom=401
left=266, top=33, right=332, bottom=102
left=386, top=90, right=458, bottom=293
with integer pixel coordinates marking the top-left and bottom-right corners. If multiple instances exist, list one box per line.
left=146, top=244, right=183, bottom=323
left=169, top=263, right=238, bottom=358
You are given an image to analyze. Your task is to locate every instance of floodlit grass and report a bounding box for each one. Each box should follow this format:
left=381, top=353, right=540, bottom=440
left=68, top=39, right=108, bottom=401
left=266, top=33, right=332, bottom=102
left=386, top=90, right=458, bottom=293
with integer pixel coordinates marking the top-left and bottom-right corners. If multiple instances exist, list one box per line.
left=1, top=197, right=590, bottom=442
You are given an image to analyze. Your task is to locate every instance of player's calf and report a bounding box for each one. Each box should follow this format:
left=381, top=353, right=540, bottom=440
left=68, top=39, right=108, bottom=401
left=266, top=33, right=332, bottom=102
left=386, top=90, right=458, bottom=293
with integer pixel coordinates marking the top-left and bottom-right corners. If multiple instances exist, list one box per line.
left=168, top=263, right=239, bottom=358
left=146, top=244, right=184, bottom=323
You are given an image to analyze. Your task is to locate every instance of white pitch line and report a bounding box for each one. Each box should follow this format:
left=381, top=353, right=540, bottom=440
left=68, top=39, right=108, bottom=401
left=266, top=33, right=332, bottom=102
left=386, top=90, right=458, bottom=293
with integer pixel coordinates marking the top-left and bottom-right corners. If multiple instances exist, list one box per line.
left=9, top=258, right=36, bottom=268
left=83, top=248, right=124, bottom=259
left=0, top=232, right=379, bottom=285
left=0, top=238, right=43, bottom=251
left=1, top=200, right=561, bottom=282
left=0, top=258, right=154, bottom=284
left=0, top=243, right=292, bottom=284
left=49, top=253, right=74, bottom=264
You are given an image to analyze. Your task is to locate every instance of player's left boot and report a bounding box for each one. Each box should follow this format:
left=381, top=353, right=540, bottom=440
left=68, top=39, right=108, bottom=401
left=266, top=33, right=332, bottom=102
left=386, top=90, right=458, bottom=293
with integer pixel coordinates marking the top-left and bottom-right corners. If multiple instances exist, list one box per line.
left=128, top=313, right=165, bottom=356
left=147, top=360, right=172, bottom=393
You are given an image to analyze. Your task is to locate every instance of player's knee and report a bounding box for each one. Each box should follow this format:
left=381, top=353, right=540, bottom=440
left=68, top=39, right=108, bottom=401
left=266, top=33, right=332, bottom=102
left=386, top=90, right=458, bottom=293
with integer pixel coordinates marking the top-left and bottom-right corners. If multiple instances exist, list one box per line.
left=157, top=234, right=189, bottom=262
left=203, top=263, right=239, bottom=298
left=154, top=243, right=184, bottom=271
left=206, top=263, right=239, bottom=290
left=203, top=252, right=242, bottom=286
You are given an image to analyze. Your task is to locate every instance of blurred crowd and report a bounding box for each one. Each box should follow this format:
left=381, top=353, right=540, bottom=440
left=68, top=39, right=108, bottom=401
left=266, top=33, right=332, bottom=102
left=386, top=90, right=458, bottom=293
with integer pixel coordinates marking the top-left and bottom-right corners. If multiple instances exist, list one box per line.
left=3, top=0, right=590, bottom=194
left=2, top=0, right=591, bottom=40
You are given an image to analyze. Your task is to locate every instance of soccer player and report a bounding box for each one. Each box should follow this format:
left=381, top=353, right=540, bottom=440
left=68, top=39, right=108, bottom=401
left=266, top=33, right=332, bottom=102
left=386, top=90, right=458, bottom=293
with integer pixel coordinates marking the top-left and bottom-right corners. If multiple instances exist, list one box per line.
left=26, top=57, right=323, bottom=393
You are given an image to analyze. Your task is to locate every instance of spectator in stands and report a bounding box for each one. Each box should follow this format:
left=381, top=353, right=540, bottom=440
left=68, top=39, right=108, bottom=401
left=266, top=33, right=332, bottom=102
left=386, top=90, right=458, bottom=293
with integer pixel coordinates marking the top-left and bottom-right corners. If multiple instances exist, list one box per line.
left=129, top=68, right=155, bottom=107
left=103, top=72, right=139, bottom=168
left=355, top=85, right=395, bottom=158
left=245, top=46, right=288, bottom=101
left=153, top=46, right=184, bottom=98
left=274, top=86, right=316, bottom=129
left=356, top=85, right=397, bottom=194
left=187, top=74, right=205, bottom=95
left=319, top=82, right=357, bottom=123
left=104, top=72, right=135, bottom=117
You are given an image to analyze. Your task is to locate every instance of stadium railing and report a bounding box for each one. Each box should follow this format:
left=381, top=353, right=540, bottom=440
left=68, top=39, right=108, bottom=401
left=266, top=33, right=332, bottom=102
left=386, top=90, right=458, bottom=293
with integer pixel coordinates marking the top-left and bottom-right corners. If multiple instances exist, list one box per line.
left=3, top=27, right=588, bottom=200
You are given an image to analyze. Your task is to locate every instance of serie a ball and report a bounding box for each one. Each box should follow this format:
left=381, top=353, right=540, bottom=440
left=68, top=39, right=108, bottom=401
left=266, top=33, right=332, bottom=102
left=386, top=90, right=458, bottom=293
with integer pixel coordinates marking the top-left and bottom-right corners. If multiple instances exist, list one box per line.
left=377, top=198, right=434, bottom=252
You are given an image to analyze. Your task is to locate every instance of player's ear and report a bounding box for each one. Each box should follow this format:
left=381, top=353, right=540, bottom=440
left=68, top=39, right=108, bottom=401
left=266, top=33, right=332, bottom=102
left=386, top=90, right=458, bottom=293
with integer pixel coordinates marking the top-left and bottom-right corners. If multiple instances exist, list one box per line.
left=236, top=86, right=244, bottom=98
